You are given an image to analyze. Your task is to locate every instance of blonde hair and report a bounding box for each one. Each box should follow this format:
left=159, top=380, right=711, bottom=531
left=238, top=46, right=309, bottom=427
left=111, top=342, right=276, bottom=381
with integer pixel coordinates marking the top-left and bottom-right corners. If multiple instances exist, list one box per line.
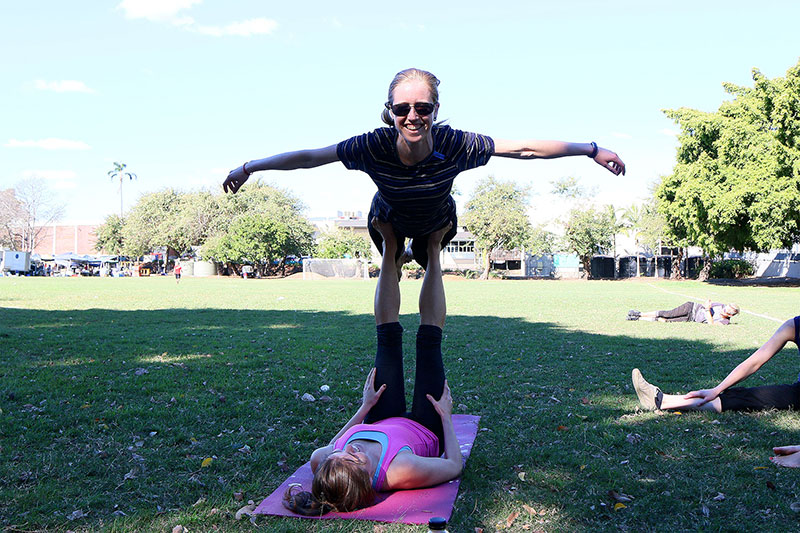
left=381, top=68, right=441, bottom=127
left=727, top=303, right=740, bottom=316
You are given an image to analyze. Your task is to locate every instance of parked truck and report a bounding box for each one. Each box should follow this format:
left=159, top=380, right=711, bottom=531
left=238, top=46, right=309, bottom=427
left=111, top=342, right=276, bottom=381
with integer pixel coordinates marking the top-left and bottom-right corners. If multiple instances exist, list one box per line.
left=1, top=250, right=31, bottom=274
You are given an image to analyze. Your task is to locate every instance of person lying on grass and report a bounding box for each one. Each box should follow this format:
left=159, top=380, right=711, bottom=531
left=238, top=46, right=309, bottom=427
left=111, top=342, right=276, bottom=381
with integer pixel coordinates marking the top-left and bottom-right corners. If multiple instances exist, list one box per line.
left=283, top=221, right=462, bottom=515
left=632, top=315, right=800, bottom=467
left=627, top=299, right=739, bottom=325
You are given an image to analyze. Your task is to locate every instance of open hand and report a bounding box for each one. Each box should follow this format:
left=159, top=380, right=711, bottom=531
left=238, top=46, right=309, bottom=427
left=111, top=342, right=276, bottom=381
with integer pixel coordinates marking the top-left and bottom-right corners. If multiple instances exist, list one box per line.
left=427, top=380, right=453, bottom=419
left=362, top=368, right=386, bottom=409
left=684, top=388, right=719, bottom=405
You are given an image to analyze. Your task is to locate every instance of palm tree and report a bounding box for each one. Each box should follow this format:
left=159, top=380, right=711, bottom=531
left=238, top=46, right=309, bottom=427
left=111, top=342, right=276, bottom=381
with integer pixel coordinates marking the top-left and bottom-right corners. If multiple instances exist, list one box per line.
left=108, top=162, right=137, bottom=219
left=622, top=204, right=643, bottom=277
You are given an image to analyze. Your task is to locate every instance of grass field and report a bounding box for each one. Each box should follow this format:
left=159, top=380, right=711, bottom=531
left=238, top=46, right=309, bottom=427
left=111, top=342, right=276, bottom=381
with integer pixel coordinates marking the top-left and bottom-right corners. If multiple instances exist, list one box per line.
left=1, top=275, right=799, bottom=532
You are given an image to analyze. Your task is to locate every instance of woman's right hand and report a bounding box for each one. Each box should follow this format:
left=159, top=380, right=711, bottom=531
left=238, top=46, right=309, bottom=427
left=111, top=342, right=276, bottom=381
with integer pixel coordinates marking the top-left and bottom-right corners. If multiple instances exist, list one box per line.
left=427, top=380, right=453, bottom=419
left=223, top=165, right=250, bottom=193
left=362, top=368, right=386, bottom=409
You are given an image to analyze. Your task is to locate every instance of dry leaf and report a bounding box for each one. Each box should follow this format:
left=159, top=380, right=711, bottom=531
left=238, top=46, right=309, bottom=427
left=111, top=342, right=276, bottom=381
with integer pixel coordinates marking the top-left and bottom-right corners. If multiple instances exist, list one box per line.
left=608, top=490, right=634, bottom=503
left=171, top=526, right=187, bottom=533
left=233, top=492, right=244, bottom=501
left=475, top=528, right=484, bottom=533
left=66, top=509, right=87, bottom=521
left=373, top=525, right=388, bottom=533
left=506, top=510, right=520, bottom=527
left=235, top=500, right=257, bottom=520
left=556, top=425, right=568, bottom=431
left=201, top=457, right=213, bottom=468
left=522, top=504, right=536, bottom=515
left=790, top=502, right=800, bottom=513
left=712, top=492, right=725, bottom=501
left=613, top=503, right=626, bottom=511
left=754, top=466, right=768, bottom=470
left=518, top=472, right=526, bottom=482
left=766, top=481, right=776, bottom=490
left=701, top=503, right=710, bottom=517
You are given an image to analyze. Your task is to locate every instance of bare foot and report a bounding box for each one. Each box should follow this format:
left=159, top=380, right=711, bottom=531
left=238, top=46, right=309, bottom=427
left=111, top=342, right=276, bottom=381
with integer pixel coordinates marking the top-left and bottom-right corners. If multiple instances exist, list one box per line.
left=771, top=446, right=800, bottom=468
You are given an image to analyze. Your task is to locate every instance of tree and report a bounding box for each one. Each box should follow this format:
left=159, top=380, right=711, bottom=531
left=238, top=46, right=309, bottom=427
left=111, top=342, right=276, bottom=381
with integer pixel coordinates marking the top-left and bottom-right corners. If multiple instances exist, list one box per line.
left=622, top=203, right=643, bottom=277
left=121, top=189, right=186, bottom=263
left=657, top=60, right=800, bottom=264
left=94, top=214, right=125, bottom=255
left=563, top=206, right=615, bottom=279
left=316, top=228, right=373, bottom=259
left=108, top=162, right=137, bottom=218
left=0, top=179, right=64, bottom=252
left=462, top=176, right=532, bottom=279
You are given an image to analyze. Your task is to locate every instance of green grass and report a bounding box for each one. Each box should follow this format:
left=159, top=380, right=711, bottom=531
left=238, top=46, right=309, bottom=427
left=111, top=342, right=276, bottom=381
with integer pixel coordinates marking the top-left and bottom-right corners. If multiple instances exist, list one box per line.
left=1, top=276, right=799, bottom=532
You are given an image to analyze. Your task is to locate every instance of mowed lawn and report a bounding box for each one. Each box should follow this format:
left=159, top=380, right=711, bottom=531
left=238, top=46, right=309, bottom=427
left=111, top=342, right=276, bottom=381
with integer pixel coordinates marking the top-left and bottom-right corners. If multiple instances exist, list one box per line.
left=1, top=276, right=799, bottom=532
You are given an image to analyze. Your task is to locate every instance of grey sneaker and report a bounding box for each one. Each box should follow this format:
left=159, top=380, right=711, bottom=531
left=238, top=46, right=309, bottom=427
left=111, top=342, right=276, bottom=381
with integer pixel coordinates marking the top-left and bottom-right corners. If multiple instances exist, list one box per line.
left=632, top=368, right=663, bottom=410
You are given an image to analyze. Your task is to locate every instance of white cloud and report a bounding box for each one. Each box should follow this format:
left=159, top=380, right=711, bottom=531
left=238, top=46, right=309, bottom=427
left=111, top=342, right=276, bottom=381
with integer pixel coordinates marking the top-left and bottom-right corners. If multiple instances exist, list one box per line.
left=5, top=139, right=92, bottom=150
left=33, top=80, right=95, bottom=94
left=660, top=128, right=680, bottom=137
left=194, top=18, right=278, bottom=37
left=117, top=0, right=201, bottom=21
left=23, top=170, right=78, bottom=189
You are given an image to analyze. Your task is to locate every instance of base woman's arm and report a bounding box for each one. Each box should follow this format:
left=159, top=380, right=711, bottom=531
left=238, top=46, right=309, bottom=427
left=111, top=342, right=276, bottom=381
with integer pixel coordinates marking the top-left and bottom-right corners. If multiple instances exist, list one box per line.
left=223, top=144, right=340, bottom=193
left=685, top=318, right=796, bottom=404
left=492, top=139, right=625, bottom=176
left=384, top=381, right=462, bottom=489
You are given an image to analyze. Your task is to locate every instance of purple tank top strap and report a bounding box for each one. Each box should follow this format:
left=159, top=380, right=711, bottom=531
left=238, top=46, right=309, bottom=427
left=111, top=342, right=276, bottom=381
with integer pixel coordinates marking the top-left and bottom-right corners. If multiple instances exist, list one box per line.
left=794, top=316, right=800, bottom=350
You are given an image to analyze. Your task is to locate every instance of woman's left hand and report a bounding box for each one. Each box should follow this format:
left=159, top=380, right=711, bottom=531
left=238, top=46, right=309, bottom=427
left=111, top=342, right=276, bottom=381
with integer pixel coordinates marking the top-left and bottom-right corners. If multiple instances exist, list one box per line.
left=427, top=380, right=453, bottom=419
left=594, top=147, right=626, bottom=176
left=362, top=368, right=386, bottom=409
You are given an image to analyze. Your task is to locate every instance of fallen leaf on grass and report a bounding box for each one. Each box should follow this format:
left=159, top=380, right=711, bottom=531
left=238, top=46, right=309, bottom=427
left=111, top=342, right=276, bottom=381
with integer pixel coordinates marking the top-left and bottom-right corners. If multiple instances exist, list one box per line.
left=233, top=492, right=244, bottom=501
left=766, top=481, right=776, bottom=490
left=790, top=502, right=800, bottom=513
left=754, top=466, right=768, bottom=470
left=608, top=490, right=634, bottom=503
left=701, top=503, right=710, bottom=517
left=518, top=472, right=526, bottom=482
left=522, top=504, right=536, bottom=515
left=712, top=492, right=725, bottom=501
left=235, top=500, right=257, bottom=520
left=192, top=497, right=206, bottom=507
left=66, top=509, right=88, bottom=521
left=505, top=510, right=520, bottom=528
left=614, top=503, right=626, bottom=511
left=556, top=425, right=568, bottom=431
left=475, top=528, right=484, bottom=533
left=172, top=526, right=187, bottom=533
left=201, top=457, right=213, bottom=468
left=373, top=525, right=388, bottom=533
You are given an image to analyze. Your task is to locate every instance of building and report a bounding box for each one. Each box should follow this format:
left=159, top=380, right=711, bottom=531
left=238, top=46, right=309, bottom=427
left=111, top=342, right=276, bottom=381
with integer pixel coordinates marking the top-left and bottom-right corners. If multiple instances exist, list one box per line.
left=32, top=224, right=100, bottom=256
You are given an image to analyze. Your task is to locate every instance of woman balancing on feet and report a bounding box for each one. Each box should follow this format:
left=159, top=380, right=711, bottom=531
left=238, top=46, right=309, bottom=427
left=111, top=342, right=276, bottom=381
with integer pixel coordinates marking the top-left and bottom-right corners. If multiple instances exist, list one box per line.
left=284, top=222, right=462, bottom=514
left=631, top=315, right=800, bottom=467
left=223, top=67, right=626, bottom=270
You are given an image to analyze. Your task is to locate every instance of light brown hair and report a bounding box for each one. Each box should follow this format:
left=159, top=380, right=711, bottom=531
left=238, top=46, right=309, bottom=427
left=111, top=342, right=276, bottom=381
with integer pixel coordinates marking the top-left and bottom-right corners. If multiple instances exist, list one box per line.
left=381, top=68, right=441, bottom=127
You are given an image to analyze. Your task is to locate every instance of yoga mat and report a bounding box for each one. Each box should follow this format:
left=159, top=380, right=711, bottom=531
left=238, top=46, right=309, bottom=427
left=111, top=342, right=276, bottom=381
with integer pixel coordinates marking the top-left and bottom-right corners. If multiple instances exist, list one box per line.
left=254, top=414, right=480, bottom=525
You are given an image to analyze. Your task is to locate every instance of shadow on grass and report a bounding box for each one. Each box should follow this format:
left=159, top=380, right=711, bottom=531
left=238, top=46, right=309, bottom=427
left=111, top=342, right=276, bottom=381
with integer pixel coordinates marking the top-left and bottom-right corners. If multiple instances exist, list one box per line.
left=2, top=307, right=799, bottom=531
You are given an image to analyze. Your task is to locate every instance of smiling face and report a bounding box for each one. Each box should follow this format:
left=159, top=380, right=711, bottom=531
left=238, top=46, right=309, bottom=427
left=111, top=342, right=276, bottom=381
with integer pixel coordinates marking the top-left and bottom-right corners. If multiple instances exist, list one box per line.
left=390, top=79, right=439, bottom=150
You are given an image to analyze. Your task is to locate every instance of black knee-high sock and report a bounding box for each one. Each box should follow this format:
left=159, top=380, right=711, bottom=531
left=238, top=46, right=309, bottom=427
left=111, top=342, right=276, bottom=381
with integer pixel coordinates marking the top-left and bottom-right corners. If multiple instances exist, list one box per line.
left=411, top=324, right=445, bottom=453
left=365, top=322, right=406, bottom=423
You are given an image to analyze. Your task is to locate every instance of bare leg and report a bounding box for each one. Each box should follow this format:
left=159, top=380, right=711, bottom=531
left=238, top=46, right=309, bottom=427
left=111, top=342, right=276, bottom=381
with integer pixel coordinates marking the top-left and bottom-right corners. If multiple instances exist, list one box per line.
left=372, top=217, right=401, bottom=326
left=418, top=223, right=451, bottom=329
left=660, top=392, right=721, bottom=412
left=632, top=368, right=721, bottom=412
left=771, top=446, right=800, bottom=468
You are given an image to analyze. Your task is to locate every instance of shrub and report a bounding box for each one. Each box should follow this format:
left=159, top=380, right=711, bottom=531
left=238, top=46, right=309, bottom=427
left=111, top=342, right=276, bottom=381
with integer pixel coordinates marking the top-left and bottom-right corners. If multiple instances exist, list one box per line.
left=709, top=259, right=754, bottom=279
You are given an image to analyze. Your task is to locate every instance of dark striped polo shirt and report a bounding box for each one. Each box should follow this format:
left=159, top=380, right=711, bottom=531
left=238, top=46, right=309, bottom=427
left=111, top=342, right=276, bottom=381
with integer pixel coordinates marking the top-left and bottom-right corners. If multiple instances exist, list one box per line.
left=337, top=125, right=495, bottom=237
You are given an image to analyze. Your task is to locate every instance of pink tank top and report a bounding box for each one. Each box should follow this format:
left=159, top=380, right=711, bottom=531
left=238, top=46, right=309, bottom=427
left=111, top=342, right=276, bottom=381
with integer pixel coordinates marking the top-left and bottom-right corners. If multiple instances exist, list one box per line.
left=334, top=417, right=439, bottom=491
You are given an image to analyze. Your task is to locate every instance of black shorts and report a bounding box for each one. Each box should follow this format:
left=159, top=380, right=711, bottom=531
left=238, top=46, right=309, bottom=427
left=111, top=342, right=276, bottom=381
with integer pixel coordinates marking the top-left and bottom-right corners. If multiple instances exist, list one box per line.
left=719, top=382, right=800, bottom=411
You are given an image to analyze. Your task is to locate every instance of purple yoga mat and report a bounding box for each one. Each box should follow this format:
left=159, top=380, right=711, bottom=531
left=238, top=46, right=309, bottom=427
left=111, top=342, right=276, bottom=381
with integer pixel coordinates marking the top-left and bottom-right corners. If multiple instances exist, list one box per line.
left=254, top=414, right=480, bottom=525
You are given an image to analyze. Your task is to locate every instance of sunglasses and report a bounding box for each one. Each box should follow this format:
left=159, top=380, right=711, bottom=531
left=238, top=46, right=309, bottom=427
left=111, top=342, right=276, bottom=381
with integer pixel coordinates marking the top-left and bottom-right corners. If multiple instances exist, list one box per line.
left=385, top=101, right=435, bottom=117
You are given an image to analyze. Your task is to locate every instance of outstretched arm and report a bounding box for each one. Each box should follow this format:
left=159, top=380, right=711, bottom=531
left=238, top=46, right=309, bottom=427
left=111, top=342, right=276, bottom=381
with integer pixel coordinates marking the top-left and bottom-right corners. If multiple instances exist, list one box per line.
left=223, top=144, right=340, bottom=193
left=385, top=381, right=462, bottom=489
left=492, top=139, right=625, bottom=176
left=310, top=368, right=386, bottom=472
left=685, top=318, right=796, bottom=404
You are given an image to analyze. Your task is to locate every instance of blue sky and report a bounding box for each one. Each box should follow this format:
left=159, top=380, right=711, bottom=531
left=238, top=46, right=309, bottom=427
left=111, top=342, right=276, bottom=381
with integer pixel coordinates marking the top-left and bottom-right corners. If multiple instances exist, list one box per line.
left=2, top=1, right=799, bottom=225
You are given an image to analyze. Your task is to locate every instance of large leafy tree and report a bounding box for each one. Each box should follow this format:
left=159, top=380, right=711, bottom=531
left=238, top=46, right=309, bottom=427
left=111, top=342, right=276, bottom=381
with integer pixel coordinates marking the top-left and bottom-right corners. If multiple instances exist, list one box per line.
left=657, top=60, right=800, bottom=258
left=563, top=206, right=615, bottom=279
left=94, top=214, right=125, bottom=255
left=462, top=176, right=532, bottom=279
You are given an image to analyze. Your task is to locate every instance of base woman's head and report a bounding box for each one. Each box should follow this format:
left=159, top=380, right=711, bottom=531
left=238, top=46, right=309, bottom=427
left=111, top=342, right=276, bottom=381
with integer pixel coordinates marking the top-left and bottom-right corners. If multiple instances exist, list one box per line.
left=283, top=454, right=375, bottom=515
left=381, top=68, right=440, bottom=140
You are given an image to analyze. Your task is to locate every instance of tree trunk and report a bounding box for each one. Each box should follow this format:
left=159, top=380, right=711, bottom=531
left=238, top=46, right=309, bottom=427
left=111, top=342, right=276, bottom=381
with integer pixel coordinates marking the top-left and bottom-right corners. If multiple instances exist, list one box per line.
left=698, top=255, right=712, bottom=281
left=670, top=248, right=684, bottom=280
left=480, top=248, right=490, bottom=280
left=582, top=256, right=592, bottom=279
